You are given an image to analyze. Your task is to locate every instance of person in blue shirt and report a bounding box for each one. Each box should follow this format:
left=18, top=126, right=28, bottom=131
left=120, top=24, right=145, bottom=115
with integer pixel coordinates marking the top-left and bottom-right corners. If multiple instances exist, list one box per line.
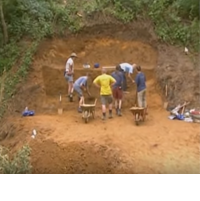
left=111, top=65, right=124, bottom=116
left=135, top=65, right=147, bottom=115
left=74, top=73, right=92, bottom=113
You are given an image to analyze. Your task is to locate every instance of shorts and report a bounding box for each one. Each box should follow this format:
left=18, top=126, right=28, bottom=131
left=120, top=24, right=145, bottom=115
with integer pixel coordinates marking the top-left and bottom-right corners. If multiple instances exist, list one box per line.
left=137, top=89, right=147, bottom=108
left=74, top=84, right=83, bottom=97
left=65, top=74, right=73, bottom=82
left=112, top=87, right=123, bottom=99
left=100, top=95, right=113, bottom=105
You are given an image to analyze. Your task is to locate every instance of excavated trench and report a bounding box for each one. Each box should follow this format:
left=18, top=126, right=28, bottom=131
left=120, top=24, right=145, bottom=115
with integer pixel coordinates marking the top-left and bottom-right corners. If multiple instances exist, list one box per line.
left=1, top=23, right=199, bottom=174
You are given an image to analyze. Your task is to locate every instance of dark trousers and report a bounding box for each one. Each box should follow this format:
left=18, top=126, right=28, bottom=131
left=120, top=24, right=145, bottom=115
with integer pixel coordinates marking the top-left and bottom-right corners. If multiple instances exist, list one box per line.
left=122, top=72, right=127, bottom=91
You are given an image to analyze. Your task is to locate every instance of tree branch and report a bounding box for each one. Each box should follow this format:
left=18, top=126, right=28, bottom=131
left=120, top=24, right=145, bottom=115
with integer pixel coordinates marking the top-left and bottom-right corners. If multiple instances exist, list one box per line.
left=0, top=0, right=8, bottom=44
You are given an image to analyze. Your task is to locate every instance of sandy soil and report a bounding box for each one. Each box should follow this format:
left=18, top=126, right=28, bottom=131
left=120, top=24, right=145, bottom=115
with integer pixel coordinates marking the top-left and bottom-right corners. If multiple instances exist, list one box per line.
left=0, top=28, right=199, bottom=174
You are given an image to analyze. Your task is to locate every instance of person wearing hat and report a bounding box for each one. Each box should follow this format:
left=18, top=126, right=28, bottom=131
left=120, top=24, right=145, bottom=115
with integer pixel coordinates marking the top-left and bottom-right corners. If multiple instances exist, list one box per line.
left=64, top=52, right=78, bottom=101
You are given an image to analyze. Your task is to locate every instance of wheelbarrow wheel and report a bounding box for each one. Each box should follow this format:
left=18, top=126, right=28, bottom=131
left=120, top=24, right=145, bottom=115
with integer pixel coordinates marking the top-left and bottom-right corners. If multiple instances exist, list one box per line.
left=91, top=110, right=95, bottom=119
left=83, top=111, right=89, bottom=123
left=135, top=113, right=139, bottom=126
left=85, top=117, right=89, bottom=123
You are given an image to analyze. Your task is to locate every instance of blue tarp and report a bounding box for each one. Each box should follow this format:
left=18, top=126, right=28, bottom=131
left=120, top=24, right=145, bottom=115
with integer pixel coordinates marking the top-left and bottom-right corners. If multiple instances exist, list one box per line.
left=22, top=110, right=35, bottom=116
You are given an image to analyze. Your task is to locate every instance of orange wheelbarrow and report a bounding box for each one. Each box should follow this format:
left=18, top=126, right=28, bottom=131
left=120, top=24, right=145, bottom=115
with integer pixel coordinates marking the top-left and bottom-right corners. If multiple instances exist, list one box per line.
left=130, top=106, right=146, bottom=125
left=81, top=99, right=97, bottom=123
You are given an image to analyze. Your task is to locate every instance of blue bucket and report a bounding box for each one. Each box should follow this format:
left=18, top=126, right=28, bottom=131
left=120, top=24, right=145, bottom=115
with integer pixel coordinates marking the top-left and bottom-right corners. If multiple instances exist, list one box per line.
left=94, top=63, right=100, bottom=68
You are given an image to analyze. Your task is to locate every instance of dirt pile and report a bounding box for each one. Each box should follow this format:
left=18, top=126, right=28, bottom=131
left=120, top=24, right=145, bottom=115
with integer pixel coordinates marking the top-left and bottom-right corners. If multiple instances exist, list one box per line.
left=31, top=140, right=133, bottom=174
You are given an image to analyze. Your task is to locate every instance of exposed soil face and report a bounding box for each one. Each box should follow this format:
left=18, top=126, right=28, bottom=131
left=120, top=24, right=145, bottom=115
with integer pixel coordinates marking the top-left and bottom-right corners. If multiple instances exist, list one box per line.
left=0, top=23, right=199, bottom=174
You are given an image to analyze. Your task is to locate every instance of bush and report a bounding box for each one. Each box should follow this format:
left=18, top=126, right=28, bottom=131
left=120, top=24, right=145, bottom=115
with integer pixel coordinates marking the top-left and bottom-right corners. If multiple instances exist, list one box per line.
left=0, top=145, right=32, bottom=174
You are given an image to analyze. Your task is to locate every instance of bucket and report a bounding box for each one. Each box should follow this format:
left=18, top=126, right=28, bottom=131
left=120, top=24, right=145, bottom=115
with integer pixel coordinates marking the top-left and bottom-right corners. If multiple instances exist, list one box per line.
left=58, top=108, right=63, bottom=115
left=163, top=102, right=168, bottom=109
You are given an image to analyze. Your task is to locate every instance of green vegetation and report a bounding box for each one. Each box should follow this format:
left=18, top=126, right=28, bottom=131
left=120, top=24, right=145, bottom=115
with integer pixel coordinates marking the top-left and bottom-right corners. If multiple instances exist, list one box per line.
left=0, top=0, right=198, bottom=173
left=0, top=0, right=199, bottom=118
left=0, top=145, right=32, bottom=174
left=81, top=0, right=199, bottom=50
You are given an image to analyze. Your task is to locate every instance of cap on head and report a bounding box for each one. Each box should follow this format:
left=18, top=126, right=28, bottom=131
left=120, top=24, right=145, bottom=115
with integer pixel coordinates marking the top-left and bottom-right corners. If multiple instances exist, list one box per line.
left=70, top=53, right=78, bottom=57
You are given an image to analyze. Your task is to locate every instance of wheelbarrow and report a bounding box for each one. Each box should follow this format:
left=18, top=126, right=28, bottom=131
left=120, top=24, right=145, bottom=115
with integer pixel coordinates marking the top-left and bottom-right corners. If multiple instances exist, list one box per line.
left=190, top=110, right=200, bottom=123
left=81, top=98, right=97, bottom=123
left=130, top=106, right=146, bottom=125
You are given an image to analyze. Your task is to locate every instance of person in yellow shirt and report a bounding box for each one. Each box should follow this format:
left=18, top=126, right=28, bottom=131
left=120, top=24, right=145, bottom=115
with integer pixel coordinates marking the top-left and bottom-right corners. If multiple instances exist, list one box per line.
left=93, top=68, right=116, bottom=120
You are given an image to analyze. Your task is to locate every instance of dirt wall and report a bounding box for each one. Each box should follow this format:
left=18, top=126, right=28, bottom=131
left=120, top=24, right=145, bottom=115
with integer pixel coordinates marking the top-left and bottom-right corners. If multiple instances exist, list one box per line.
left=2, top=20, right=199, bottom=121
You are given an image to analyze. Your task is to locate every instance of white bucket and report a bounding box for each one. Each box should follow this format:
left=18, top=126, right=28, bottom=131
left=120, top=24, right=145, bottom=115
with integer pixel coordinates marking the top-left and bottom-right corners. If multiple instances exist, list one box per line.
left=58, top=108, right=63, bottom=115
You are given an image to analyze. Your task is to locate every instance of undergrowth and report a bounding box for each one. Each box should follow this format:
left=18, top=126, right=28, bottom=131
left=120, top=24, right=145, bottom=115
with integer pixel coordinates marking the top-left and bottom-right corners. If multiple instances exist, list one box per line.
left=81, top=0, right=199, bottom=51
left=0, top=41, right=39, bottom=118
left=0, top=145, right=32, bottom=174
left=0, top=0, right=198, bottom=174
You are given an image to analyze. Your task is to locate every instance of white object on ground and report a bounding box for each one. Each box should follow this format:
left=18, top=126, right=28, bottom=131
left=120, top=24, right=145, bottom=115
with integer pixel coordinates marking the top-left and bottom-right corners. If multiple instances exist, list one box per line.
left=83, top=64, right=90, bottom=68
left=168, top=115, right=176, bottom=120
left=184, top=47, right=189, bottom=54
left=102, top=66, right=115, bottom=69
left=184, top=112, right=190, bottom=117
left=32, top=129, right=37, bottom=136
left=184, top=117, right=193, bottom=122
left=31, top=129, right=37, bottom=139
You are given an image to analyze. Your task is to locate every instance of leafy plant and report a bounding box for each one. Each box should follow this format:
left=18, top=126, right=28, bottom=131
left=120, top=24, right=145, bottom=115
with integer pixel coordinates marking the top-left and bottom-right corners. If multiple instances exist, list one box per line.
left=0, top=145, right=32, bottom=174
left=0, top=41, right=39, bottom=118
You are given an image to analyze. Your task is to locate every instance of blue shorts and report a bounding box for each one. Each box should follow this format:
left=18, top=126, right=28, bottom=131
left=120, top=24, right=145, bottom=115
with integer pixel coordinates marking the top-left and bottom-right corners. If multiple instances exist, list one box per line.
left=74, top=84, right=83, bottom=97
left=65, top=74, right=73, bottom=82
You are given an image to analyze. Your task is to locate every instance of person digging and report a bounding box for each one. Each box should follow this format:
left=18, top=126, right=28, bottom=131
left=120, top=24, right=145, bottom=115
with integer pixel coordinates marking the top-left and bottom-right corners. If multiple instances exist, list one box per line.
left=73, top=73, right=92, bottom=113
left=119, top=63, right=136, bottom=92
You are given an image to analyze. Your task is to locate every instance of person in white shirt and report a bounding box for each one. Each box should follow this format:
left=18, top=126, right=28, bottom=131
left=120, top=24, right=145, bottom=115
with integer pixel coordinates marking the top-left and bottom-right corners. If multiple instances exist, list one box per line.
left=64, top=53, right=77, bottom=101
left=119, top=63, right=136, bottom=91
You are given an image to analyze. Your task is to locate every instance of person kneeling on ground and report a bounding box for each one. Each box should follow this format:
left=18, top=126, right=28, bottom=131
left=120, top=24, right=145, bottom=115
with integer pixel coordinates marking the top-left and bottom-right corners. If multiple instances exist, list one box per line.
left=135, top=65, right=147, bottom=119
left=93, top=68, right=116, bottom=120
left=111, top=65, right=124, bottom=116
left=74, top=73, right=92, bottom=113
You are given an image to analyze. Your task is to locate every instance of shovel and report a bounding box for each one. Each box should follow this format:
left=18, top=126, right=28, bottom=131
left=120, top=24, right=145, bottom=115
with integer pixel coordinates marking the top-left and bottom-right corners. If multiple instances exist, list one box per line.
left=58, top=93, right=63, bottom=115
left=163, top=84, right=168, bottom=109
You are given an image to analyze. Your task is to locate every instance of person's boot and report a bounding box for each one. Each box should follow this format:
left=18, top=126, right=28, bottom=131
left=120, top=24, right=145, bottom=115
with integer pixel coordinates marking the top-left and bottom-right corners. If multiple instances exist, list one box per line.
left=118, top=109, right=122, bottom=116
left=109, top=110, right=113, bottom=119
left=115, top=107, right=119, bottom=115
left=102, top=113, right=106, bottom=120
left=78, top=107, right=82, bottom=113
left=69, top=93, right=73, bottom=102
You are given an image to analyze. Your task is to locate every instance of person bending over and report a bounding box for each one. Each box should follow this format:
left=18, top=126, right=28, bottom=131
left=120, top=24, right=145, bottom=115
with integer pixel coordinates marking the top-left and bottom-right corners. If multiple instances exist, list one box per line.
left=119, top=63, right=136, bottom=91
left=74, top=73, right=92, bottom=113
